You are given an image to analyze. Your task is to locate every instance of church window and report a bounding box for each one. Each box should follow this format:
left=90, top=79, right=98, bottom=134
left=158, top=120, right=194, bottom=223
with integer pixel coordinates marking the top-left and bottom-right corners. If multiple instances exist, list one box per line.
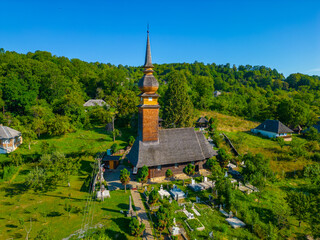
left=148, top=97, right=152, bottom=101
left=157, top=165, right=162, bottom=171
left=175, top=163, right=178, bottom=168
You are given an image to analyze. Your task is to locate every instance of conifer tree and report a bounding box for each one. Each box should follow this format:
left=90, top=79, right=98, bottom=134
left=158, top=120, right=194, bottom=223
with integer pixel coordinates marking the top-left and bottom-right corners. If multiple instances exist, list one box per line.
left=163, top=70, right=194, bottom=128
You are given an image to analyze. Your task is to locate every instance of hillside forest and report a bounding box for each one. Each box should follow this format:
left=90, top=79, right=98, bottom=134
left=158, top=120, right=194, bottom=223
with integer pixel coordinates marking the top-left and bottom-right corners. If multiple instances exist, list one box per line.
left=1, top=48, right=320, bottom=239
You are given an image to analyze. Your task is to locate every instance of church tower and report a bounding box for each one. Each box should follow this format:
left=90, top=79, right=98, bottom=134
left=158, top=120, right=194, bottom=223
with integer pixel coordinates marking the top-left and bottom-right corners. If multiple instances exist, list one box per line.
left=138, top=30, right=160, bottom=142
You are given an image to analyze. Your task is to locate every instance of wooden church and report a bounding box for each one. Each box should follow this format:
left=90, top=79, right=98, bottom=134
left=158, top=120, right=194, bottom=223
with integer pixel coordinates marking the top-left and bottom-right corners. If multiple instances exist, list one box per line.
left=127, top=31, right=217, bottom=179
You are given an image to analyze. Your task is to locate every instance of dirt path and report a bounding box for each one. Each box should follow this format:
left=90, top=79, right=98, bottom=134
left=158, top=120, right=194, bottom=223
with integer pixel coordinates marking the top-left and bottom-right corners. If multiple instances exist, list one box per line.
left=131, top=189, right=155, bottom=240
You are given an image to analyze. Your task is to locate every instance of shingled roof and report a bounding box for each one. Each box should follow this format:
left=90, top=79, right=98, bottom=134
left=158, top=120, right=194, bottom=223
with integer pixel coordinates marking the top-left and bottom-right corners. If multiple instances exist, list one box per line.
left=196, top=117, right=208, bottom=124
left=83, top=99, right=108, bottom=107
left=254, top=120, right=293, bottom=134
left=0, top=125, right=21, bottom=139
left=127, top=128, right=217, bottom=168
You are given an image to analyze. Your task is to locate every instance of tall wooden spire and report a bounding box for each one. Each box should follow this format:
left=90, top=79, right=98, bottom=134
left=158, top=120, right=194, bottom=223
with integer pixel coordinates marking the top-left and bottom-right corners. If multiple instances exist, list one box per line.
left=138, top=30, right=160, bottom=142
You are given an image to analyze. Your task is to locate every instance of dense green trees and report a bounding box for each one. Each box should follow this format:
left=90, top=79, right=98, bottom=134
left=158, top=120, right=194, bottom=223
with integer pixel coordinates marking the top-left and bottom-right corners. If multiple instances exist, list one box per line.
left=1, top=49, right=320, bottom=146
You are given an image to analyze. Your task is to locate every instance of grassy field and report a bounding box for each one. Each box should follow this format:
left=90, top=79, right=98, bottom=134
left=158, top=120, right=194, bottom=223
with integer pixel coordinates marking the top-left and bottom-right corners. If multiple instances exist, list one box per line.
left=0, top=126, right=138, bottom=239
left=199, top=111, right=313, bottom=174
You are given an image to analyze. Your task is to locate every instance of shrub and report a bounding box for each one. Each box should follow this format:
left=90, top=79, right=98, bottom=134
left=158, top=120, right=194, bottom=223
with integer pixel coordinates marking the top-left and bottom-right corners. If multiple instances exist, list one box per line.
left=313, top=153, right=320, bottom=162
left=111, top=143, right=119, bottom=154
left=137, top=165, right=149, bottom=186
left=128, top=136, right=135, bottom=147
left=165, top=169, right=173, bottom=178
left=1, top=165, right=16, bottom=181
left=129, top=217, right=145, bottom=236
left=184, top=163, right=195, bottom=176
left=148, top=189, right=159, bottom=205
left=206, top=157, right=218, bottom=169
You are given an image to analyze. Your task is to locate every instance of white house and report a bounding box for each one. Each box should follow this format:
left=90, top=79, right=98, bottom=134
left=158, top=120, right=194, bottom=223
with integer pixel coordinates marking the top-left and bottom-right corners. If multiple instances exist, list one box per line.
left=251, top=120, right=293, bottom=141
left=0, top=125, right=22, bottom=153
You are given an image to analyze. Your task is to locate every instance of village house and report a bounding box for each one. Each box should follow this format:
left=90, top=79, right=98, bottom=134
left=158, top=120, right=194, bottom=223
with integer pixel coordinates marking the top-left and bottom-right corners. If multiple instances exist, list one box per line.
left=127, top=31, right=217, bottom=180
left=251, top=119, right=293, bottom=141
left=196, top=117, right=209, bottom=130
left=83, top=99, right=108, bottom=107
left=0, top=125, right=22, bottom=153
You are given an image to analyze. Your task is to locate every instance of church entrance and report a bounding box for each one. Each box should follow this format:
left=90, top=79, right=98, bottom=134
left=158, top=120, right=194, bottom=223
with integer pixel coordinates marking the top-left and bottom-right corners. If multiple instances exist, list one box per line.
left=195, top=165, right=199, bottom=172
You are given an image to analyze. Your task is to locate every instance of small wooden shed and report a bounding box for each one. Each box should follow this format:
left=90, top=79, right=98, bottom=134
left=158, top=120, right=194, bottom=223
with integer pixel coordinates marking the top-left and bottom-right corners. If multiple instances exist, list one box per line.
left=102, top=155, right=121, bottom=170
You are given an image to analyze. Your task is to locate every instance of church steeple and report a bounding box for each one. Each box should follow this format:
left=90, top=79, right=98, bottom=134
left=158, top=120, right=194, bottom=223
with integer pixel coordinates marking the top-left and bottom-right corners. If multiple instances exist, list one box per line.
left=137, top=30, right=160, bottom=142
left=144, top=30, right=154, bottom=69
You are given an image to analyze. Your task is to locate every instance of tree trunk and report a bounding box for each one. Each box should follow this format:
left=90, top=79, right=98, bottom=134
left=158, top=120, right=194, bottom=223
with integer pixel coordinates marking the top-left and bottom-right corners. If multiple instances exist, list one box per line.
left=299, top=221, right=301, bottom=227
left=28, top=142, right=31, bottom=150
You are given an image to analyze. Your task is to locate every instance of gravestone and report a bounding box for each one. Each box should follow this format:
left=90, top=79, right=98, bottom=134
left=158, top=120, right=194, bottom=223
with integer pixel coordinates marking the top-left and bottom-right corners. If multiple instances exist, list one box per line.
left=229, top=211, right=233, bottom=218
left=145, top=186, right=147, bottom=192
left=191, top=178, right=195, bottom=185
left=192, top=202, right=195, bottom=209
left=169, top=198, right=172, bottom=204
left=209, top=231, right=214, bottom=238
left=160, top=184, right=163, bottom=190
left=172, top=226, right=180, bottom=236
left=183, top=204, right=186, bottom=210
left=225, top=171, right=228, bottom=177
left=204, top=176, right=207, bottom=182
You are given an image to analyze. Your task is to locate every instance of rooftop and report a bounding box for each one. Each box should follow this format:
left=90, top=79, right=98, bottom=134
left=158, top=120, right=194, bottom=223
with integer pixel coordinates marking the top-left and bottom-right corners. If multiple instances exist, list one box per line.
left=127, top=127, right=217, bottom=168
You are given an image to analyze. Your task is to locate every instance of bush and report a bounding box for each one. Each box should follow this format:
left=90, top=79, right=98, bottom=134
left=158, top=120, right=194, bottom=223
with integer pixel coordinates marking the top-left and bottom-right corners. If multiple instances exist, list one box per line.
left=205, top=157, right=218, bottom=169
left=184, top=163, right=195, bottom=176
left=1, top=165, right=16, bottom=181
left=128, top=136, right=135, bottom=147
left=129, top=217, right=145, bottom=236
left=148, top=189, right=159, bottom=205
left=313, top=153, right=320, bottom=162
left=111, top=143, right=119, bottom=154
left=165, top=169, right=173, bottom=178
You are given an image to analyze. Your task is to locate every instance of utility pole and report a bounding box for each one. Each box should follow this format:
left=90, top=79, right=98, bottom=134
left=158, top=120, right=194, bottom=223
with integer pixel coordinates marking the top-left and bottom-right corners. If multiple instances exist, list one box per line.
left=98, top=156, right=104, bottom=202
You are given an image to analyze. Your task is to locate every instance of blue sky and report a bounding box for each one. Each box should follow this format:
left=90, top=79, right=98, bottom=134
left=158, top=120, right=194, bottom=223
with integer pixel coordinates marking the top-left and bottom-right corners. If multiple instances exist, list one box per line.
left=0, top=0, right=319, bottom=76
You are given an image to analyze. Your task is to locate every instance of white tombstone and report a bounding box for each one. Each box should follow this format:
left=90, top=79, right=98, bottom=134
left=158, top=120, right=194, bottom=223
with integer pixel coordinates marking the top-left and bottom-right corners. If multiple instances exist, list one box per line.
left=172, top=226, right=180, bottom=236
left=173, top=217, right=176, bottom=226
left=183, top=204, right=186, bottom=210
left=191, top=178, right=196, bottom=185
left=225, top=171, right=228, bottom=177
left=204, top=176, right=208, bottom=182
left=209, top=231, right=214, bottom=238
left=192, top=202, right=195, bottom=209
left=160, top=184, right=163, bottom=190
left=169, top=198, right=172, bottom=204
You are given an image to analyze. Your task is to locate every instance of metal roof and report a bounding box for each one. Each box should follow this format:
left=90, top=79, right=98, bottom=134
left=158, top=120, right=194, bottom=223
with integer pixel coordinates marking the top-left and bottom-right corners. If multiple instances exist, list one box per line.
left=0, top=125, right=21, bottom=139
left=254, top=120, right=293, bottom=134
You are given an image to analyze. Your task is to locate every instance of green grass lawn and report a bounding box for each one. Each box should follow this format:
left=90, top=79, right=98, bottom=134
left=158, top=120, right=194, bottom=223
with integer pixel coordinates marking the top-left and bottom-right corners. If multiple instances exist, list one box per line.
left=0, top=126, right=139, bottom=239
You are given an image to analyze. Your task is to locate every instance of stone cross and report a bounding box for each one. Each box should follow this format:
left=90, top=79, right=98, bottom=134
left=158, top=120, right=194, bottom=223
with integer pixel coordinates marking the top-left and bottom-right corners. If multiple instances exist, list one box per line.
left=173, top=217, right=176, bottom=226
left=160, top=184, right=163, bottom=190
